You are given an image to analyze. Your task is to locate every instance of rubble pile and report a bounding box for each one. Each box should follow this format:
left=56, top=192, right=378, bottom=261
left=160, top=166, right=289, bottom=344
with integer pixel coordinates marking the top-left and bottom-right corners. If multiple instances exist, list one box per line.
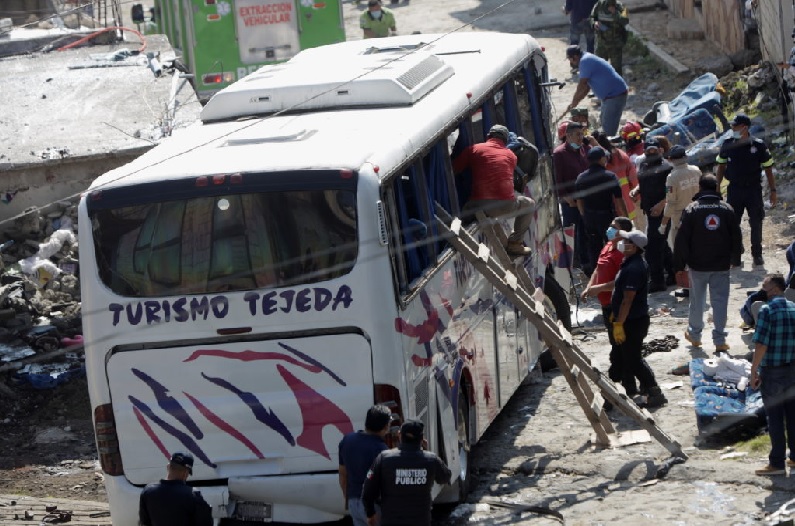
left=0, top=199, right=83, bottom=393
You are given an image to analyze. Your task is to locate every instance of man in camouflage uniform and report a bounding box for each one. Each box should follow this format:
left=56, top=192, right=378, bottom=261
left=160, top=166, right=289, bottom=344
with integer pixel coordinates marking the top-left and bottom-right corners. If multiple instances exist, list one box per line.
left=590, top=0, right=629, bottom=74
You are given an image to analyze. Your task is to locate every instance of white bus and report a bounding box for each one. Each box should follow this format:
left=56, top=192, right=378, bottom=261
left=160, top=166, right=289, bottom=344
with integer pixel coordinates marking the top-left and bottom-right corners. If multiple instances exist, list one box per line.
left=79, top=32, right=571, bottom=524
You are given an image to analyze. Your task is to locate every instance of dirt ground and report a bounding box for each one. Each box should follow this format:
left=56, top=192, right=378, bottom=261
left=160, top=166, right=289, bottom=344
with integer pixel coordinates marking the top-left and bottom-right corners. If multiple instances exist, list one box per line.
left=2, top=1, right=793, bottom=525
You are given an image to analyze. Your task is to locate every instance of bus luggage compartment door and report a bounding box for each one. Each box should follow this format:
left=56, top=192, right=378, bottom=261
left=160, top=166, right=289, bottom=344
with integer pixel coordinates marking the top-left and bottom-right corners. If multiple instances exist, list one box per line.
left=105, top=334, right=372, bottom=485
left=234, top=0, right=301, bottom=63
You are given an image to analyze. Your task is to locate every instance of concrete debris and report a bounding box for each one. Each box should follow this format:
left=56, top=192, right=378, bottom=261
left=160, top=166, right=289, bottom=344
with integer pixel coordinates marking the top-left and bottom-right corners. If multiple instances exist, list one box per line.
left=39, top=147, right=72, bottom=160
left=0, top=198, right=83, bottom=389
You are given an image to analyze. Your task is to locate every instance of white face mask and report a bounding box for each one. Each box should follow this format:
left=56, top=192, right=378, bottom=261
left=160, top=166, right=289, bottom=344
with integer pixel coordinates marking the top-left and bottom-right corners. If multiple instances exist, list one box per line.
left=617, top=240, right=626, bottom=252
left=371, top=9, right=382, bottom=19
left=732, top=130, right=742, bottom=139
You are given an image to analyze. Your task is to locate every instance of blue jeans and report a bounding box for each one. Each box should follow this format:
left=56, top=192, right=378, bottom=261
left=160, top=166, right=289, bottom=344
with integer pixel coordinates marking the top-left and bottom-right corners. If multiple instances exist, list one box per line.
left=760, top=363, right=795, bottom=469
left=569, top=17, right=595, bottom=53
left=349, top=498, right=378, bottom=526
left=687, top=269, right=730, bottom=346
left=600, top=92, right=627, bottom=137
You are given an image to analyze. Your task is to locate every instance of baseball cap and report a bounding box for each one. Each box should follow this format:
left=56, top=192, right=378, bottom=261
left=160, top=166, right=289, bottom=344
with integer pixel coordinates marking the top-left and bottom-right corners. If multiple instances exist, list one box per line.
left=565, top=121, right=583, bottom=132
left=587, top=146, right=607, bottom=162
left=616, top=229, right=648, bottom=249
left=644, top=137, right=660, bottom=151
left=367, top=0, right=380, bottom=6
left=566, top=45, right=582, bottom=58
left=668, top=145, right=687, bottom=159
left=730, top=113, right=751, bottom=127
left=170, top=452, right=194, bottom=474
left=487, top=124, right=510, bottom=144
left=570, top=107, right=589, bottom=118
left=400, top=420, right=424, bottom=443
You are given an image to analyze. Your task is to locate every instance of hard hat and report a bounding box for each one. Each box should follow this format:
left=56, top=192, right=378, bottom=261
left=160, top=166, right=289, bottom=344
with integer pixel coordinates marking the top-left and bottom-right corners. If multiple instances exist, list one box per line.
left=621, top=121, right=642, bottom=141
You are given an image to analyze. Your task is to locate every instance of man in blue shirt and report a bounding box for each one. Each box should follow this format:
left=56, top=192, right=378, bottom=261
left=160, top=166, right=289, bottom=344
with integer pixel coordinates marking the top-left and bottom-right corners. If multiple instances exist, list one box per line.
left=751, top=274, right=795, bottom=476
left=564, top=45, right=627, bottom=136
left=339, top=405, right=392, bottom=525
left=564, top=0, right=597, bottom=54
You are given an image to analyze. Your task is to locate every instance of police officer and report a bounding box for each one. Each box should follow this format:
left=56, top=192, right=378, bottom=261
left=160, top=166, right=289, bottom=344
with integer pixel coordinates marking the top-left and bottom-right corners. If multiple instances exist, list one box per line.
left=590, top=0, right=629, bottom=74
left=139, top=452, right=213, bottom=526
left=574, top=146, right=627, bottom=276
left=637, top=138, right=675, bottom=292
left=715, top=113, right=777, bottom=267
left=361, top=420, right=451, bottom=526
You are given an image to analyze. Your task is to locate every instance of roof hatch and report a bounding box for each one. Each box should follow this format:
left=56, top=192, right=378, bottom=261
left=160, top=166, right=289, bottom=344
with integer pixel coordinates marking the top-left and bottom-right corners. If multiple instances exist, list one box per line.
left=200, top=47, right=454, bottom=122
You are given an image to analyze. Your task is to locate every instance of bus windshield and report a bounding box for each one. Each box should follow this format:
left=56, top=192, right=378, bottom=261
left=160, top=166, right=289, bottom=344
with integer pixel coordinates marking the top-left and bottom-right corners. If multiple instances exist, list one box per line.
left=89, top=173, right=358, bottom=297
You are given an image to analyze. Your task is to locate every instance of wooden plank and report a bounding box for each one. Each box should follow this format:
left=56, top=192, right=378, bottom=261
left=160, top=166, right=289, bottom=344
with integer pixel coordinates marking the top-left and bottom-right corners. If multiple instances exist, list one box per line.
left=702, top=0, right=744, bottom=54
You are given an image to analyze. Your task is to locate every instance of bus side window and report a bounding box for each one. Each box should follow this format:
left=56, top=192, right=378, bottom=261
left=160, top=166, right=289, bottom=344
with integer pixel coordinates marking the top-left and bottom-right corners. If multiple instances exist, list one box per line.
left=422, top=140, right=456, bottom=254
left=450, top=121, right=474, bottom=210
left=514, top=73, right=536, bottom=143
left=390, top=163, right=436, bottom=291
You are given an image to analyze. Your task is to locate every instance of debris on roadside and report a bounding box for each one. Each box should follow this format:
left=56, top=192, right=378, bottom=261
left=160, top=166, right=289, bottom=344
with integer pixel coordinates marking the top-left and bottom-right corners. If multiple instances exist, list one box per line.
left=0, top=198, right=83, bottom=393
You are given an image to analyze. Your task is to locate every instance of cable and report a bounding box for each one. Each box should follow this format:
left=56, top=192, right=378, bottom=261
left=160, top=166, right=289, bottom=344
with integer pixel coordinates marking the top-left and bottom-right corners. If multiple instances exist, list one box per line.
left=56, top=25, right=146, bottom=53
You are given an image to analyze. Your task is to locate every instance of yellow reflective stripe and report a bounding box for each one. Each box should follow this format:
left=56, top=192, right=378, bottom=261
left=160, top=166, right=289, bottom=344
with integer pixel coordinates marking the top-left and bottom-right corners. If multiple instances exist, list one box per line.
left=715, top=155, right=728, bottom=164
left=618, top=177, right=629, bottom=185
left=762, top=158, right=774, bottom=167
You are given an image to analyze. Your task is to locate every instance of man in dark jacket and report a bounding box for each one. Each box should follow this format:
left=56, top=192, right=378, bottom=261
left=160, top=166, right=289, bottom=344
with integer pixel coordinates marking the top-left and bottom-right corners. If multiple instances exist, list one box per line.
left=139, top=452, right=213, bottom=526
left=674, top=174, right=742, bottom=354
left=553, top=121, right=591, bottom=273
left=362, top=420, right=451, bottom=526
left=637, top=138, right=675, bottom=292
left=716, top=113, right=776, bottom=267
left=574, top=146, right=627, bottom=276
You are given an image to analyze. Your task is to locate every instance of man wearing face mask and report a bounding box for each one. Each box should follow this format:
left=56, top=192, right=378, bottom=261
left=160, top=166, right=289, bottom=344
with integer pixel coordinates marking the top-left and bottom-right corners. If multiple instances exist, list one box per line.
left=582, top=216, right=633, bottom=406
left=573, top=146, right=626, bottom=274
left=360, top=0, right=396, bottom=39
left=637, top=138, right=675, bottom=293
left=553, top=121, right=592, bottom=273
left=715, top=113, right=776, bottom=267
left=610, top=229, right=667, bottom=408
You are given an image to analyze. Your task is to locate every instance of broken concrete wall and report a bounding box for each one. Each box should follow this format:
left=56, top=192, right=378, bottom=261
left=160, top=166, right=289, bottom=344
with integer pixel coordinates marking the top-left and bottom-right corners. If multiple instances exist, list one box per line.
left=756, top=1, right=793, bottom=65
left=0, top=148, right=149, bottom=223
left=661, top=0, right=746, bottom=55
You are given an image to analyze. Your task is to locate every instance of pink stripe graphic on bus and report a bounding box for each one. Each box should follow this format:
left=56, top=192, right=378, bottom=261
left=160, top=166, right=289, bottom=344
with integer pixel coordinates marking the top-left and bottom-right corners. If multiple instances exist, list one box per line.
left=184, top=392, right=265, bottom=459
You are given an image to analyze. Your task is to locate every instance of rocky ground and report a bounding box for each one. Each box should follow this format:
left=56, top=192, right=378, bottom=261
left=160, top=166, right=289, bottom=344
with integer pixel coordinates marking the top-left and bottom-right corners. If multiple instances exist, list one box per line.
left=2, top=1, right=795, bottom=525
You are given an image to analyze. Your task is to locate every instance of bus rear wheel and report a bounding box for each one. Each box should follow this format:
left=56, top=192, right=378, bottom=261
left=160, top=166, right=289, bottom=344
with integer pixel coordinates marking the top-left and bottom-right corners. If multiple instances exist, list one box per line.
left=456, top=385, right=472, bottom=501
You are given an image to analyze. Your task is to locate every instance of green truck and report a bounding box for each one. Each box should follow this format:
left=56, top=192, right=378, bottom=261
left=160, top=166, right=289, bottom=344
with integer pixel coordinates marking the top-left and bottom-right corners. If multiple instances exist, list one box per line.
left=154, top=0, right=345, bottom=101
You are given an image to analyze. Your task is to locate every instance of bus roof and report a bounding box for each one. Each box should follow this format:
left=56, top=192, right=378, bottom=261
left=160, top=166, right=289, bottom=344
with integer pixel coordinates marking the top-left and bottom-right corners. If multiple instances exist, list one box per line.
left=88, top=32, right=545, bottom=191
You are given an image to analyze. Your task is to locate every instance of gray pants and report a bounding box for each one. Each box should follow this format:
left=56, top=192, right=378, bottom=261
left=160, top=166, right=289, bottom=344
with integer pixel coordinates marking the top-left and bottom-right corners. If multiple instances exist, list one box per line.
left=463, top=196, right=535, bottom=243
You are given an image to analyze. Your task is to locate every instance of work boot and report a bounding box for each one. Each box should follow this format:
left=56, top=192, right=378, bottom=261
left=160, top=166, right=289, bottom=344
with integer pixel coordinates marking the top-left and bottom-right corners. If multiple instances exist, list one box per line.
left=645, top=386, right=667, bottom=408
left=753, top=256, right=765, bottom=267
left=506, top=241, right=531, bottom=257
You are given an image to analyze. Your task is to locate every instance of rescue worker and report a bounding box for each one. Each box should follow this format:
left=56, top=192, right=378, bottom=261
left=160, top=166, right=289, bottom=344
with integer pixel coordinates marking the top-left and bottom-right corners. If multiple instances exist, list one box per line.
left=611, top=229, right=667, bottom=408
left=660, top=145, right=701, bottom=250
left=139, top=452, right=213, bottom=526
left=573, top=146, right=627, bottom=274
left=360, top=0, right=397, bottom=39
left=564, top=45, right=628, bottom=136
left=362, top=420, right=451, bottom=526
left=636, top=138, right=675, bottom=292
left=593, top=130, right=640, bottom=228
left=453, top=124, right=535, bottom=256
left=590, top=0, right=629, bottom=74
left=621, top=121, right=645, bottom=163
left=673, top=174, right=741, bottom=354
left=715, top=113, right=777, bottom=267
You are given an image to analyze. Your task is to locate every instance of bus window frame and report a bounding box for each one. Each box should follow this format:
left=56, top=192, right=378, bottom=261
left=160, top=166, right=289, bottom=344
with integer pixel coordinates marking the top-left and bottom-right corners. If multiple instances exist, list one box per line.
left=383, top=58, right=552, bottom=307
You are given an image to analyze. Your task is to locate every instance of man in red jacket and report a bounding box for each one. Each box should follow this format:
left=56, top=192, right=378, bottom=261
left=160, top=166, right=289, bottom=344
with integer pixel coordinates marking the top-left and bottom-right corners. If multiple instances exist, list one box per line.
left=453, top=124, right=535, bottom=256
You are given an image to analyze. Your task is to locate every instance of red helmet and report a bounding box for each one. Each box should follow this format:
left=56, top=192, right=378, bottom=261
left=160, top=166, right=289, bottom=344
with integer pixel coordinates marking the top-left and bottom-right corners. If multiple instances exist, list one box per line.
left=557, top=121, right=569, bottom=141
left=621, top=121, right=642, bottom=141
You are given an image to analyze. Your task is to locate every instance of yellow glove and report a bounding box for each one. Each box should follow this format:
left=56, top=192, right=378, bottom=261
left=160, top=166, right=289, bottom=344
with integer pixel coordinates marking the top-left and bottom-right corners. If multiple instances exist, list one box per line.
left=612, top=322, right=626, bottom=344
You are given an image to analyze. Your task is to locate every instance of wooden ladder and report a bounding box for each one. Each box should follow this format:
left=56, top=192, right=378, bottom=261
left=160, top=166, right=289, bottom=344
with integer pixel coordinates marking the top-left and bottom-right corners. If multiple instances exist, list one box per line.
left=436, top=207, right=687, bottom=459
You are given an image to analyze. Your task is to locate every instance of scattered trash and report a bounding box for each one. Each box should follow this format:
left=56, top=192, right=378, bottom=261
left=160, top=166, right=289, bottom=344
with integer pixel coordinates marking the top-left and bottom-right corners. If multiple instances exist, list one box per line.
left=661, top=381, right=684, bottom=390
left=642, top=335, right=680, bottom=357
left=719, top=451, right=748, bottom=460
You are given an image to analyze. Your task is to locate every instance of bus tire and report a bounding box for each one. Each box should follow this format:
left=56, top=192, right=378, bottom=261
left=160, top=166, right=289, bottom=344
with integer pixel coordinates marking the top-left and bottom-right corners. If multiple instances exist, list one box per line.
left=539, top=270, right=571, bottom=372
left=456, top=385, right=472, bottom=501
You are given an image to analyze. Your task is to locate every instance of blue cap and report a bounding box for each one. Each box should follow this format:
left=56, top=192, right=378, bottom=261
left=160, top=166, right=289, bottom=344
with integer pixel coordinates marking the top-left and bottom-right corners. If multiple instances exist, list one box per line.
left=731, top=113, right=751, bottom=127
